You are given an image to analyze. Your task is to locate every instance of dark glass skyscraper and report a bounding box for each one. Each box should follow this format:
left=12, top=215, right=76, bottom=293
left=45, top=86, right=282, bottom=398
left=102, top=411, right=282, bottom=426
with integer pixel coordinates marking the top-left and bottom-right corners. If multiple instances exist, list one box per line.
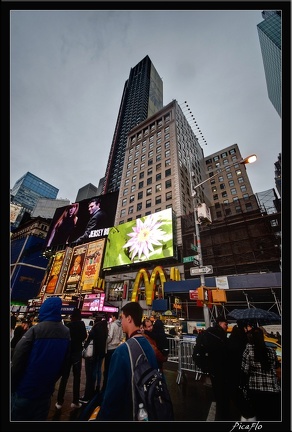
left=257, top=10, right=281, bottom=116
left=102, top=55, right=163, bottom=194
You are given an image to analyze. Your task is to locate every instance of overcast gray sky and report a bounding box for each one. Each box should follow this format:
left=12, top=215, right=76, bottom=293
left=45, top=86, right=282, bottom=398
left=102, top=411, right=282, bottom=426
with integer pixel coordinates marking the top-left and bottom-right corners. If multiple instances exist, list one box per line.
left=10, top=9, right=281, bottom=203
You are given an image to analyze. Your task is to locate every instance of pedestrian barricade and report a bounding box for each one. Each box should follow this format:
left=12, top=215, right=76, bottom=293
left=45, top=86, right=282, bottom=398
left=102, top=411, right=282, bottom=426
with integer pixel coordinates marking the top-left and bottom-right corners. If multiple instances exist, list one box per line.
left=167, top=337, right=207, bottom=383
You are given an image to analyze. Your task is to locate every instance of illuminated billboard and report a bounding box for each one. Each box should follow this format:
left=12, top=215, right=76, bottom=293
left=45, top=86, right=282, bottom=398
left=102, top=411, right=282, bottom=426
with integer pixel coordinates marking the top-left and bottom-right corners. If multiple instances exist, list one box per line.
left=103, top=208, right=174, bottom=269
left=64, top=245, right=88, bottom=294
left=80, top=239, right=106, bottom=292
left=45, top=191, right=119, bottom=248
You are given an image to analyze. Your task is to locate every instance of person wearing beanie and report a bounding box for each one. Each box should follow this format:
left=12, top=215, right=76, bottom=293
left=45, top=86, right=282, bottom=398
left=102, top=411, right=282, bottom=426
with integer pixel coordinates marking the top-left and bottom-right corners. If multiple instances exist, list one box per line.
left=55, top=308, right=87, bottom=410
left=11, top=297, right=71, bottom=420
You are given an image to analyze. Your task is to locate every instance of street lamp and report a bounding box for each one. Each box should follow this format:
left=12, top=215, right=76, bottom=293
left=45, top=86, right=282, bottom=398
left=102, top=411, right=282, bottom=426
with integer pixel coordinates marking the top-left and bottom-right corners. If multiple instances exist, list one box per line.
left=189, top=154, right=257, bottom=327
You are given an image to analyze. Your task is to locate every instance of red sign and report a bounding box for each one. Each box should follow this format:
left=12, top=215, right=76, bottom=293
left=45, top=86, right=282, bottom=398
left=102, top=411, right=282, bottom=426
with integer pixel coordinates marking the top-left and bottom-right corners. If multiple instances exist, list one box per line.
left=189, top=290, right=198, bottom=300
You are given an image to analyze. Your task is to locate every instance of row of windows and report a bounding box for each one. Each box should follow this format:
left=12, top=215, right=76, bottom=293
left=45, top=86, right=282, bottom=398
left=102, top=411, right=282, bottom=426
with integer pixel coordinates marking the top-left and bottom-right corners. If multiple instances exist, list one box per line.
left=130, top=118, right=170, bottom=144
left=213, top=185, right=247, bottom=200
left=215, top=202, right=253, bottom=218
left=120, top=196, right=173, bottom=218
left=124, top=168, right=171, bottom=190
left=119, top=200, right=172, bottom=218
left=122, top=179, right=171, bottom=202
left=127, top=147, right=171, bottom=166
left=211, top=177, right=245, bottom=192
left=205, top=148, right=237, bottom=165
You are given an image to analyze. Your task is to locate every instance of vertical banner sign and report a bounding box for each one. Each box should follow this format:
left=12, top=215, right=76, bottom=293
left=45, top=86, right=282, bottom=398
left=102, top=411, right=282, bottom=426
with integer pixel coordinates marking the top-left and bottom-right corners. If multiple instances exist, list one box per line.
left=45, top=251, right=66, bottom=294
left=55, top=247, right=73, bottom=294
left=64, top=245, right=87, bottom=294
left=80, top=239, right=105, bottom=292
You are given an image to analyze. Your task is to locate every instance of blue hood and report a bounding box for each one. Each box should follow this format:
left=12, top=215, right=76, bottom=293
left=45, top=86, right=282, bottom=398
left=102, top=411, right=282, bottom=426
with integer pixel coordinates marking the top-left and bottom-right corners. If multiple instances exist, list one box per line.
left=39, top=297, right=62, bottom=322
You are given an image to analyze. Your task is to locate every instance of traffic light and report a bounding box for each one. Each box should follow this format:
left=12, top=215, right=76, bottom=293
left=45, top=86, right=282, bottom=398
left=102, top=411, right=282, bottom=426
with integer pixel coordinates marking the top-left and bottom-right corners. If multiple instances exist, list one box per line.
left=197, top=286, right=210, bottom=302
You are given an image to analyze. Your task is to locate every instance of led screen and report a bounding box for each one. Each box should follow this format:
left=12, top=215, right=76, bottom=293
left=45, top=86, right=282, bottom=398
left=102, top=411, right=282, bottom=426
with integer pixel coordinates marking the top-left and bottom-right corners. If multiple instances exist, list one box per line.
left=45, top=191, right=119, bottom=248
left=82, top=293, right=105, bottom=313
left=103, top=208, right=174, bottom=269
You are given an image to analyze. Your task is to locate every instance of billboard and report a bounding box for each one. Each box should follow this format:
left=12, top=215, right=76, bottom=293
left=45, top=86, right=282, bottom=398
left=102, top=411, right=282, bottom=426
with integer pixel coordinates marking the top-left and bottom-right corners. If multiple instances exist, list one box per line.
left=45, top=191, right=119, bottom=248
left=103, top=208, right=174, bottom=269
left=45, top=249, right=73, bottom=295
left=80, top=239, right=106, bottom=292
left=64, top=245, right=88, bottom=294
left=82, top=293, right=105, bottom=313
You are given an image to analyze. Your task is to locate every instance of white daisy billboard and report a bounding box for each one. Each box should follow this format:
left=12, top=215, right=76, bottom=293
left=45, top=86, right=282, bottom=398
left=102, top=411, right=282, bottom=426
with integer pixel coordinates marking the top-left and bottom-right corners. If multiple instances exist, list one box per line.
left=102, top=208, right=174, bottom=268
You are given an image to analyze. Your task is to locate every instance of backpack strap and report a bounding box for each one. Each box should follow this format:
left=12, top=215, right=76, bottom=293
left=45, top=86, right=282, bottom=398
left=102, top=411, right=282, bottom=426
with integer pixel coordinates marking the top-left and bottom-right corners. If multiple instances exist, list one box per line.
left=125, top=337, right=145, bottom=421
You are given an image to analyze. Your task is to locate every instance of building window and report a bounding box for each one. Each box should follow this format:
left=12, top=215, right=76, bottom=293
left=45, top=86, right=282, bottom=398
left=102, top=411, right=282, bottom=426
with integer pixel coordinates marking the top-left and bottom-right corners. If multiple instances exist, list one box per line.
left=134, top=158, right=138, bottom=166
left=227, top=172, right=233, bottom=179
left=131, top=184, right=136, bottom=192
left=230, top=188, right=237, bottom=195
left=212, top=186, right=217, bottom=192
left=165, top=159, right=171, bottom=167
left=223, top=199, right=229, bottom=205
left=149, top=142, right=154, bottom=150
left=129, top=195, right=134, bottom=203
left=242, top=193, right=249, bottom=200
left=147, top=177, right=152, bottom=185
left=165, top=179, right=172, bottom=188
left=137, top=203, right=142, bottom=211
left=147, top=167, right=153, bottom=176
left=216, top=211, right=222, bottom=218
left=127, top=162, right=131, bottom=169
left=221, top=152, right=227, bottom=158
left=156, top=163, right=161, bottom=171
left=128, top=206, right=134, bottom=214
left=138, top=181, right=144, bottom=189
left=123, top=188, right=128, bottom=196
left=164, top=133, right=170, bottom=140
left=235, top=169, right=242, bottom=176
left=148, top=159, right=153, bottom=166
left=213, top=155, right=220, bottom=161
left=127, top=217, right=133, bottom=222
left=120, top=209, right=126, bottom=217
left=135, top=150, right=139, bottom=157
left=124, top=179, right=130, bottom=186
left=229, top=148, right=236, bottom=155
left=165, top=149, right=170, bottom=158
left=126, top=170, right=130, bottom=177
left=132, top=175, right=137, bottom=183
left=156, top=146, right=161, bottom=153
left=235, top=205, right=241, bottom=213
left=140, top=163, right=145, bottom=170
left=166, top=191, right=172, bottom=201
left=157, top=131, right=162, bottom=138
left=146, top=187, right=152, bottom=196
left=233, top=196, right=239, bottom=201
left=213, top=194, right=218, bottom=200
left=148, top=150, right=153, bottom=158
left=223, top=159, right=229, bottom=165
left=225, top=208, right=232, bottom=216
left=145, top=211, right=151, bottom=216
left=146, top=199, right=151, bottom=208
left=138, top=191, right=143, bottom=200
left=141, top=154, right=146, bottom=162
left=136, top=214, right=141, bottom=219
left=245, top=202, right=253, bottom=211
left=156, top=183, right=162, bottom=192
left=156, top=154, right=161, bottom=162
left=165, top=168, right=171, bottom=177
left=155, top=196, right=161, bottom=205
left=221, top=191, right=228, bottom=198
left=165, top=141, right=170, bottom=149
left=229, top=180, right=235, bottom=187
left=139, top=171, right=144, bottom=179
left=240, top=185, right=247, bottom=192
left=220, top=183, right=225, bottom=190
left=156, top=173, right=161, bottom=181
left=133, top=167, right=138, bottom=174
left=238, top=177, right=244, bottom=183
left=155, top=208, right=161, bottom=213
left=122, top=198, right=127, bottom=206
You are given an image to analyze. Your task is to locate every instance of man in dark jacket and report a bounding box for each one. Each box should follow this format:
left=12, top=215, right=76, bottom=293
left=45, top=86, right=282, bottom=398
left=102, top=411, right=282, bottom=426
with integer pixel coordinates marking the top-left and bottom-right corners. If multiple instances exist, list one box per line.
left=11, top=297, right=71, bottom=420
left=55, top=308, right=87, bottom=409
left=202, top=315, right=230, bottom=420
left=73, top=197, right=107, bottom=245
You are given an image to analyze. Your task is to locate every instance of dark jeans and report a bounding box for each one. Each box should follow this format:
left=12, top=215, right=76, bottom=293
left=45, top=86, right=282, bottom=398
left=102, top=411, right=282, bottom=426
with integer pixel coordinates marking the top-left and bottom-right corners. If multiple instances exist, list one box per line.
left=83, top=355, right=104, bottom=401
left=210, top=373, right=230, bottom=421
left=57, top=351, right=82, bottom=404
left=11, top=392, right=51, bottom=421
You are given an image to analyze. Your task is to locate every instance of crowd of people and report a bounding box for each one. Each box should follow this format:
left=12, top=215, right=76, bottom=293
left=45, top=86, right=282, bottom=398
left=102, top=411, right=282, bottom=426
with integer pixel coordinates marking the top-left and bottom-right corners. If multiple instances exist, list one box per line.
left=10, top=302, right=281, bottom=422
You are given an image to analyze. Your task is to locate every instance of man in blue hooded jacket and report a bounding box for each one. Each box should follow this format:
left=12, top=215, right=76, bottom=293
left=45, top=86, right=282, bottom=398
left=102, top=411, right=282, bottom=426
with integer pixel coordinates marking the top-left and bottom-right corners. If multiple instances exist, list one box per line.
left=11, top=297, right=71, bottom=420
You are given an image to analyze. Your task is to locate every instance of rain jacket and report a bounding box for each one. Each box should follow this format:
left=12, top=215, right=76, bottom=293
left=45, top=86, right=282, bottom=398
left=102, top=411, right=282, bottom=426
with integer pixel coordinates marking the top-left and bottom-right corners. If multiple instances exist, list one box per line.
left=106, top=319, right=123, bottom=351
left=11, top=297, right=71, bottom=399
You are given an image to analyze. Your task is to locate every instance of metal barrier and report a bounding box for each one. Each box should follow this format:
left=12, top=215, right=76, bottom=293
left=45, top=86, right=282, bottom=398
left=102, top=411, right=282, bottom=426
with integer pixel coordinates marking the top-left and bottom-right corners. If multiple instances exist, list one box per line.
left=167, top=337, right=206, bottom=384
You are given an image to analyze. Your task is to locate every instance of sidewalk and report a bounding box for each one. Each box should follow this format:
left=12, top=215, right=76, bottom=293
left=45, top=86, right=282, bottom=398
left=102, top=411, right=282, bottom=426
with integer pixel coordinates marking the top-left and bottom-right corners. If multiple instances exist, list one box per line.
left=47, top=359, right=216, bottom=422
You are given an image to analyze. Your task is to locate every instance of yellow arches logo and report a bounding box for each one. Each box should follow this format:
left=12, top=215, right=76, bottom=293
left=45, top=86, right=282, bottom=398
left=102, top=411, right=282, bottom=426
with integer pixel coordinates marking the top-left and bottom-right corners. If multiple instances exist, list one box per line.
left=131, top=266, right=167, bottom=306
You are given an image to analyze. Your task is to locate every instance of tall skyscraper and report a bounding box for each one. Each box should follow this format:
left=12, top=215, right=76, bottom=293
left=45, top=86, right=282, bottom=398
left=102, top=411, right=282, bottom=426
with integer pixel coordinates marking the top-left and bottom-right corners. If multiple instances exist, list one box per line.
left=10, top=172, right=59, bottom=228
left=75, top=183, right=98, bottom=202
left=257, top=10, right=281, bottom=116
left=102, top=55, right=163, bottom=194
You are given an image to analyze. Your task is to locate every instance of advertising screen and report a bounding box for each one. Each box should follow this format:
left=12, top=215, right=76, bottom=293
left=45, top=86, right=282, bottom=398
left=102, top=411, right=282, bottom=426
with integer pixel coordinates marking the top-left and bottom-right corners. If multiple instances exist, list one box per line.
left=103, top=208, right=174, bottom=269
left=45, top=191, right=119, bottom=248
left=82, top=293, right=105, bottom=313
left=64, top=245, right=88, bottom=294
left=80, top=239, right=106, bottom=292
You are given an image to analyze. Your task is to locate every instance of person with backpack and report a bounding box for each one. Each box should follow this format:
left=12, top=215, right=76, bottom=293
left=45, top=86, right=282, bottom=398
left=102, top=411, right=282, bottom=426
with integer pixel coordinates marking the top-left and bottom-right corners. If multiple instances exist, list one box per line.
left=96, top=302, right=168, bottom=421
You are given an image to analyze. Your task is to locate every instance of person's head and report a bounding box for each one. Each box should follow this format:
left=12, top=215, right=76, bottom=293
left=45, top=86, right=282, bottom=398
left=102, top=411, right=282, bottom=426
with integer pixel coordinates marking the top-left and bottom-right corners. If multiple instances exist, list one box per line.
left=215, top=315, right=228, bottom=331
left=71, top=308, right=82, bottom=321
left=68, top=203, right=79, bottom=216
left=142, top=318, right=153, bottom=332
left=39, top=297, right=62, bottom=322
left=121, top=302, right=143, bottom=336
left=74, top=255, right=82, bottom=264
left=111, top=312, right=119, bottom=321
left=88, top=197, right=101, bottom=214
left=21, top=320, right=30, bottom=331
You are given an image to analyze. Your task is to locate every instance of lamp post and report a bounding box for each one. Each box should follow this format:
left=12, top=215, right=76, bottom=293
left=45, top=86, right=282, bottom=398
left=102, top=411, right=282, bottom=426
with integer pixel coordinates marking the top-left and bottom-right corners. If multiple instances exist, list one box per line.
left=189, top=154, right=257, bottom=328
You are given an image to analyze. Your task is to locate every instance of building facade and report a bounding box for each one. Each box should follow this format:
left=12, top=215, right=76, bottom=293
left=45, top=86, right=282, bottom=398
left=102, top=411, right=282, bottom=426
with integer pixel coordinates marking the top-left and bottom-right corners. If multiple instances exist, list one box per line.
left=257, top=10, right=281, bottom=116
left=75, top=183, right=98, bottom=202
left=11, top=172, right=59, bottom=229
left=102, top=55, right=163, bottom=194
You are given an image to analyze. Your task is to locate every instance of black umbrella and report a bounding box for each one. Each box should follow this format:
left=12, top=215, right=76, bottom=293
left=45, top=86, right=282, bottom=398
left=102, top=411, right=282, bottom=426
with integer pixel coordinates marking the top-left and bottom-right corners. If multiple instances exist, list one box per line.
left=227, top=307, right=281, bottom=324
